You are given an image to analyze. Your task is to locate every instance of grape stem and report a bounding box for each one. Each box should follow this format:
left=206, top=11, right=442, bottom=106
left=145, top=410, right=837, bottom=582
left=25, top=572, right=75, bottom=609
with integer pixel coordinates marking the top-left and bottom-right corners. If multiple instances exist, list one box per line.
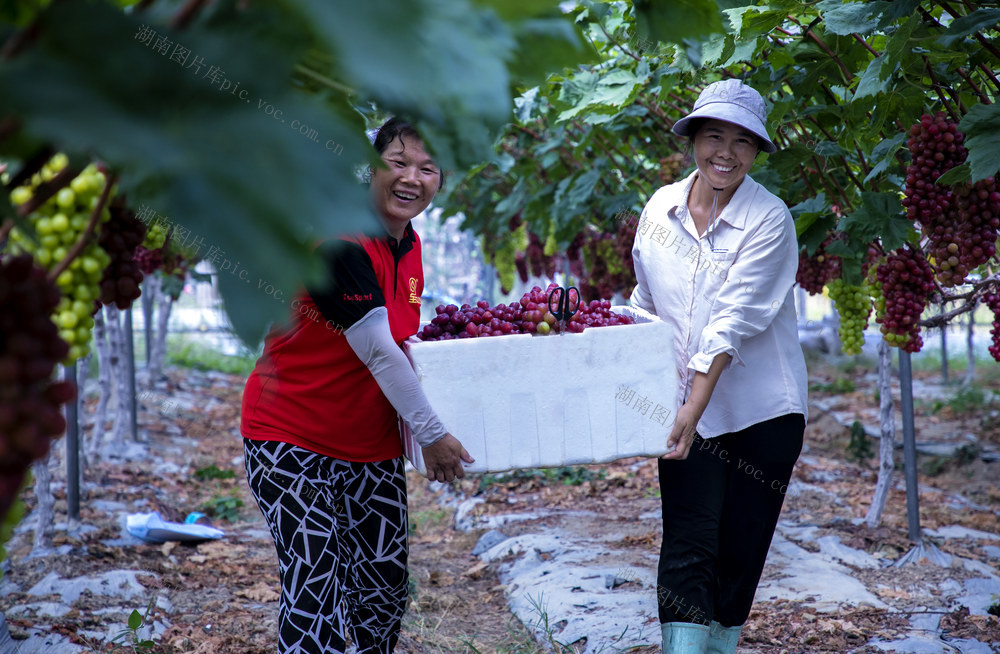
left=293, top=64, right=355, bottom=97
left=7, top=146, right=56, bottom=191
left=920, top=274, right=1000, bottom=329
left=15, top=167, right=78, bottom=218
left=593, top=19, right=642, bottom=63
left=47, top=173, right=118, bottom=284
left=923, top=57, right=965, bottom=120
left=170, top=0, right=209, bottom=31
left=0, top=18, right=40, bottom=60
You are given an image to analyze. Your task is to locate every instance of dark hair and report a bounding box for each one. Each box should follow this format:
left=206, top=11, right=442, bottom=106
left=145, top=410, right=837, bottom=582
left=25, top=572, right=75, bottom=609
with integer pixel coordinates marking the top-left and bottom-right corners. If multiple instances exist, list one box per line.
left=372, top=117, right=444, bottom=190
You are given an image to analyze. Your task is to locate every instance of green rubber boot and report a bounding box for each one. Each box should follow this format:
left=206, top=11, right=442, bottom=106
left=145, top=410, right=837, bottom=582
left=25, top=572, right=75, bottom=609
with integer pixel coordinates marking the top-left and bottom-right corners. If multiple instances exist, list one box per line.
left=660, top=622, right=710, bottom=653
left=706, top=621, right=742, bottom=654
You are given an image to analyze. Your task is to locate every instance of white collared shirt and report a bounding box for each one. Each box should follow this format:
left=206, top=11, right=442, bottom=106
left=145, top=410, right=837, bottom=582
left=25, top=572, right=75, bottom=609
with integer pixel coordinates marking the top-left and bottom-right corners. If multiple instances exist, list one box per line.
left=630, top=171, right=808, bottom=438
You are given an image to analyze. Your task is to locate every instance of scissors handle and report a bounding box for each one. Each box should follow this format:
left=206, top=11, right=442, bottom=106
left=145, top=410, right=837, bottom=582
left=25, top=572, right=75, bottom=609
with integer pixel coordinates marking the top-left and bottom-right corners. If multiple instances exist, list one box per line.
left=547, top=286, right=581, bottom=323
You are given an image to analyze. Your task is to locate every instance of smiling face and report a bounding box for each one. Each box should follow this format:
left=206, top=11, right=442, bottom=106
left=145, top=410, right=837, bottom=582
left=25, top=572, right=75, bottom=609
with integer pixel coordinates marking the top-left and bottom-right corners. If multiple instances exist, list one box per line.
left=370, top=134, right=441, bottom=238
left=691, top=118, right=760, bottom=194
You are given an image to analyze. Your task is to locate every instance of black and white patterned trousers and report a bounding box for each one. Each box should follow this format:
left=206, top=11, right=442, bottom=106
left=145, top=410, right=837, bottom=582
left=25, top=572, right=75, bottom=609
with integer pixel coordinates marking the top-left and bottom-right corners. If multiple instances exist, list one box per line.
left=244, top=438, right=409, bottom=654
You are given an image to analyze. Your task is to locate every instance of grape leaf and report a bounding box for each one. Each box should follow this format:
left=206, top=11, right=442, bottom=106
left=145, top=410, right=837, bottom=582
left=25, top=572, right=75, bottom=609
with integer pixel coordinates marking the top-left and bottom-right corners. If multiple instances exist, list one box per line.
left=506, top=18, right=593, bottom=88
left=633, top=0, right=723, bottom=47
left=935, top=163, right=971, bottom=187
left=853, top=55, right=889, bottom=100
left=836, top=191, right=911, bottom=252
left=938, top=8, right=1000, bottom=47
left=740, top=8, right=789, bottom=40
left=824, top=239, right=856, bottom=259
left=791, top=194, right=834, bottom=256
left=469, top=0, right=564, bottom=21
left=959, top=103, right=1000, bottom=183
left=0, top=0, right=373, bottom=345
left=790, top=194, right=829, bottom=220
left=814, top=141, right=848, bottom=158
left=288, top=0, right=512, bottom=170
left=817, top=0, right=892, bottom=36
left=863, top=132, right=906, bottom=184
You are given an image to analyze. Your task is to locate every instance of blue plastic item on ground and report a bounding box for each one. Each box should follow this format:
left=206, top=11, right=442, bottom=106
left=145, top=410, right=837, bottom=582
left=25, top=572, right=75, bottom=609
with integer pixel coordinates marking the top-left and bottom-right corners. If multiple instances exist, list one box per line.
left=126, top=511, right=224, bottom=543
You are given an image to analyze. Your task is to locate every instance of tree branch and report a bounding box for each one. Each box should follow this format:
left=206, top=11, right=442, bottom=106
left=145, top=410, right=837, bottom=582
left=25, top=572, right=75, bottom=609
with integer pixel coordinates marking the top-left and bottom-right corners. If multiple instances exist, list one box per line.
left=792, top=17, right=854, bottom=81
left=852, top=33, right=880, bottom=57
left=934, top=0, right=1000, bottom=63
left=955, top=67, right=991, bottom=105
left=920, top=275, right=999, bottom=328
left=924, top=57, right=963, bottom=122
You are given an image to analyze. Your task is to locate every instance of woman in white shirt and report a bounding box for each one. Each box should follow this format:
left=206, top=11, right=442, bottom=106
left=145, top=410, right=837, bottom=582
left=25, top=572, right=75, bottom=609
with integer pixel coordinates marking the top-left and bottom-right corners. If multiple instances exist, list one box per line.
left=630, top=79, right=809, bottom=654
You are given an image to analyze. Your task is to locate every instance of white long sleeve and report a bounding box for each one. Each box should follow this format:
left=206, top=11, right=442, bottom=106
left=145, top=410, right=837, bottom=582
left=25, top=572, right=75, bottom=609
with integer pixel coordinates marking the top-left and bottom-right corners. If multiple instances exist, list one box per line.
left=344, top=307, right=448, bottom=447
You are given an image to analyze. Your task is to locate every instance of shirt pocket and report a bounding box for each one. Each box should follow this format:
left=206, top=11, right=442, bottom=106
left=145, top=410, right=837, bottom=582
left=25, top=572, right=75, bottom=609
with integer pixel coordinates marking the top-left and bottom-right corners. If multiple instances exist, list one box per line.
left=701, top=251, right=738, bottom=294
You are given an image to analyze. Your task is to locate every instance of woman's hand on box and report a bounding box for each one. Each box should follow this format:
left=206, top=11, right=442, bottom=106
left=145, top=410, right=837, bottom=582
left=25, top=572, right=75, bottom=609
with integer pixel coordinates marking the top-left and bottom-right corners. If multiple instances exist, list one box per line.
left=422, top=434, right=474, bottom=482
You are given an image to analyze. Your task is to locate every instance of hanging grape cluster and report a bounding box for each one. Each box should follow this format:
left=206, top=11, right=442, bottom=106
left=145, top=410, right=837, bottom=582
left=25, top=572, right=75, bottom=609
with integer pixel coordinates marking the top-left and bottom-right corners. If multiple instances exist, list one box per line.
left=134, top=218, right=169, bottom=275
left=0, top=256, right=75, bottom=521
left=985, top=291, right=1000, bottom=363
left=827, top=277, right=872, bottom=356
left=657, top=153, right=684, bottom=186
left=7, top=155, right=112, bottom=362
left=507, top=219, right=638, bottom=302
left=902, top=112, right=1000, bottom=286
left=872, top=245, right=936, bottom=352
left=796, top=234, right=842, bottom=295
left=97, top=199, right=147, bottom=309
left=575, top=221, right=637, bottom=301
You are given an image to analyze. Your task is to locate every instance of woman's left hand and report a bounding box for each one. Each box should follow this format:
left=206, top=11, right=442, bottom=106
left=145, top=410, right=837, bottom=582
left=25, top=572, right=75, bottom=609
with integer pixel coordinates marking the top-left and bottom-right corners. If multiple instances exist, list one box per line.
left=422, top=434, right=474, bottom=482
left=661, top=402, right=701, bottom=460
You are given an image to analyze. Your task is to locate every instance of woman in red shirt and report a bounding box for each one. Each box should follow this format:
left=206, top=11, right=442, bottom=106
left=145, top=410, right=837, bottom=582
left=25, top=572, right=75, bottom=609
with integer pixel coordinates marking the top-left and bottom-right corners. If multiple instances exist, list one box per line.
left=242, top=118, right=472, bottom=654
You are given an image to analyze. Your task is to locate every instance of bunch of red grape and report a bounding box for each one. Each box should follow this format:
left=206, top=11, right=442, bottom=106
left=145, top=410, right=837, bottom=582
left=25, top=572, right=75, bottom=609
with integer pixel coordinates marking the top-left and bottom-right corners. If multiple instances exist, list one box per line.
left=97, top=200, right=147, bottom=309
left=985, top=290, right=1000, bottom=363
left=570, top=221, right=637, bottom=302
left=950, top=177, right=1000, bottom=277
left=507, top=216, right=637, bottom=302
left=902, top=112, right=1000, bottom=286
left=133, top=245, right=164, bottom=275
left=0, top=255, right=75, bottom=522
left=796, top=235, right=842, bottom=295
left=873, top=245, right=936, bottom=352
left=417, top=284, right=634, bottom=341
left=658, top=153, right=685, bottom=186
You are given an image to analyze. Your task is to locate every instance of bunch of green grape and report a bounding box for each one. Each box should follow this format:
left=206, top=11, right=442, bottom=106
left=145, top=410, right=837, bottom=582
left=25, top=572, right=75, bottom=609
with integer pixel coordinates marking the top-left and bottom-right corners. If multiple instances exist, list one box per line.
left=7, top=154, right=112, bottom=362
left=142, top=217, right=168, bottom=250
left=827, top=278, right=872, bottom=356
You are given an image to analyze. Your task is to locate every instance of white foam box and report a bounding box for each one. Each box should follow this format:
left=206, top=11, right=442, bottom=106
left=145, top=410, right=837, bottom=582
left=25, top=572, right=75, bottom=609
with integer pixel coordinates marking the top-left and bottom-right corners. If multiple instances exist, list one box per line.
left=402, top=306, right=677, bottom=475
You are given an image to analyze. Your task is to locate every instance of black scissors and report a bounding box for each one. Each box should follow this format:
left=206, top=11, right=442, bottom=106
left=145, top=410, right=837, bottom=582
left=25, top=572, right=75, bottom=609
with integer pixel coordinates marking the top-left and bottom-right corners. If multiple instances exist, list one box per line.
left=547, top=285, right=581, bottom=333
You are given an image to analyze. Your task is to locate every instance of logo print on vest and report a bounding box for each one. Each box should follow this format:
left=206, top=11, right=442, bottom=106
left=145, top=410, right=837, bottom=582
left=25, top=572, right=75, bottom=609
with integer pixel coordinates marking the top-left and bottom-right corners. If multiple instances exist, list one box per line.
left=408, top=277, right=420, bottom=304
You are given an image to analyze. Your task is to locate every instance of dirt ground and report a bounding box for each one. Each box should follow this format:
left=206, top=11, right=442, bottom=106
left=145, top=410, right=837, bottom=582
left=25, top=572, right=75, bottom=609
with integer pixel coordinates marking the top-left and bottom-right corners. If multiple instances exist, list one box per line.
left=1, top=358, right=998, bottom=653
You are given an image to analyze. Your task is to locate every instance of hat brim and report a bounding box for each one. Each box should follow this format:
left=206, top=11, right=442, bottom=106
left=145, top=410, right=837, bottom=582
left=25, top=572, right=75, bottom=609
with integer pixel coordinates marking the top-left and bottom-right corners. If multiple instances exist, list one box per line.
left=672, top=103, right=777, bottom=154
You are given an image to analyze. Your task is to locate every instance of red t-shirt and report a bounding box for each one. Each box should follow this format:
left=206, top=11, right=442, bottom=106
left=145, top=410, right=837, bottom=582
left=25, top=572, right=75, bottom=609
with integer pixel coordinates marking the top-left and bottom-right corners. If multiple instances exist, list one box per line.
left=240, top=223, right=423, bottom=461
